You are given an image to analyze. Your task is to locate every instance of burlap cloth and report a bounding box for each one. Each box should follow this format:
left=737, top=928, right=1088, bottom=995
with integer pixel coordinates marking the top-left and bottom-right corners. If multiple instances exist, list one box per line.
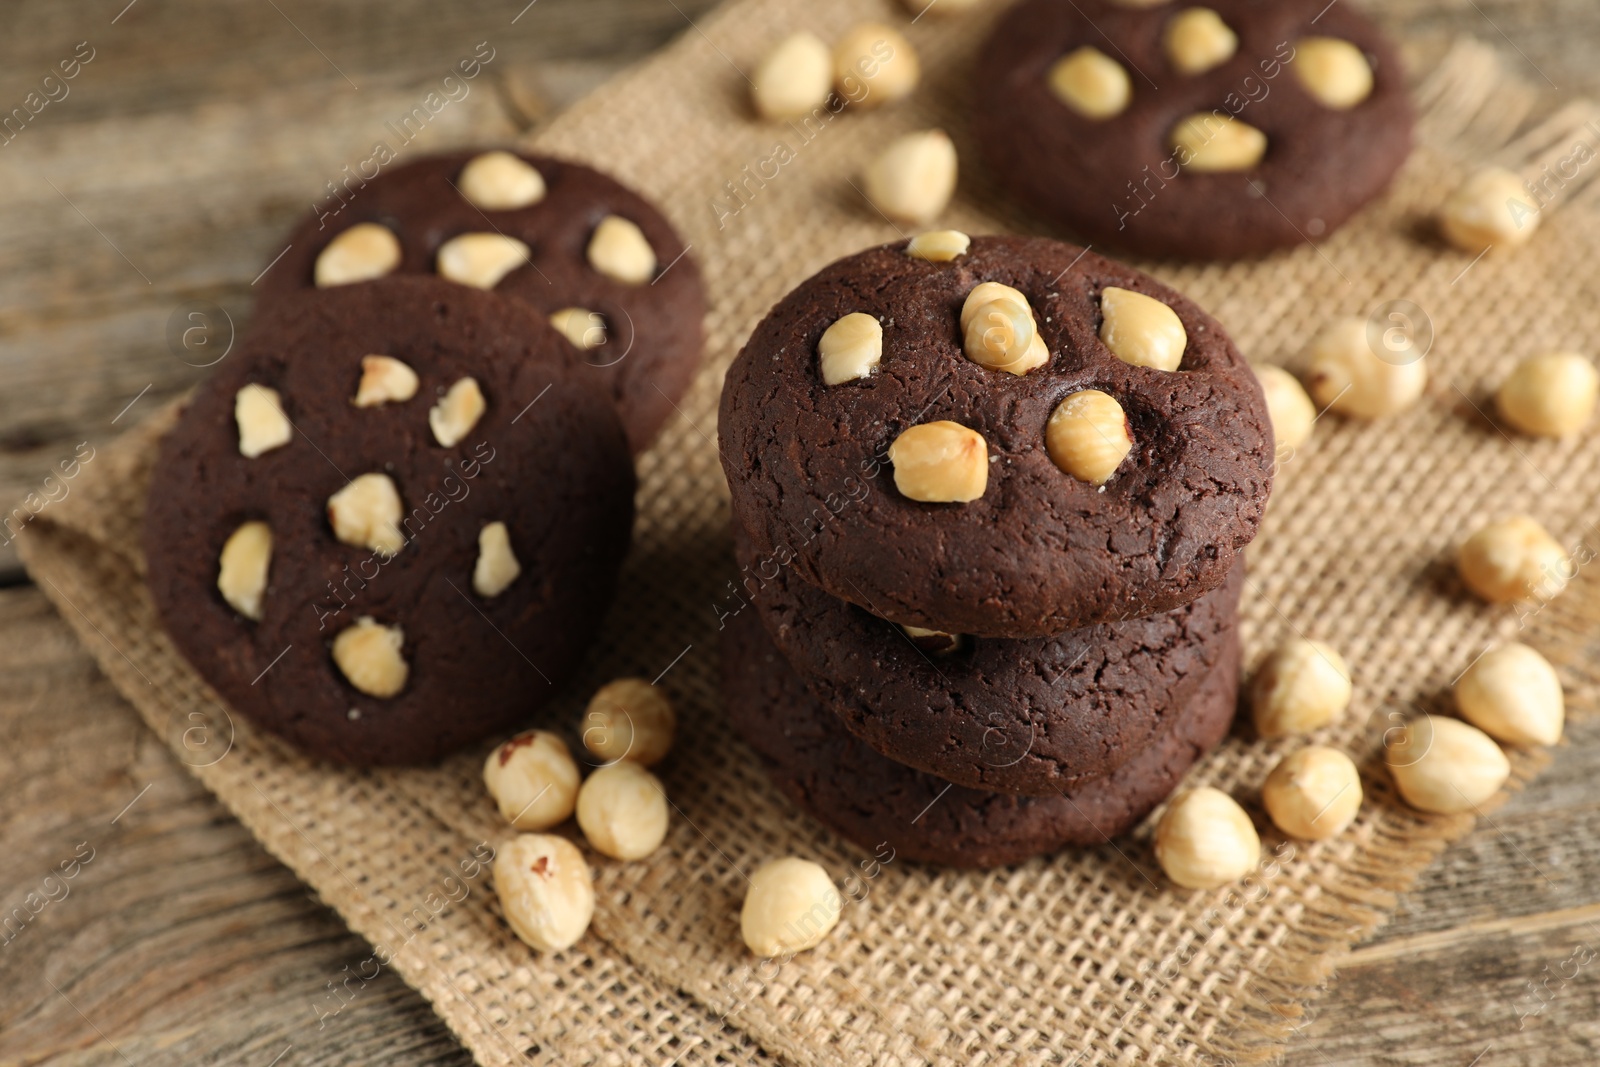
left=19, top=0, right=1600, bottom=1062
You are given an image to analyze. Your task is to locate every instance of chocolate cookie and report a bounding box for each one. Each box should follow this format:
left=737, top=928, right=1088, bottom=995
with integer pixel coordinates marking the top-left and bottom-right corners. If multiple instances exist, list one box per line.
left=972, top=0, right=1413, bottom=261
left=718, top=235, right=1273, bottom=638
left=722, top=609, right=1240, bottom=868
left=733, top=524, right=1242, bottom=795
left=254, top=150, right=705, bottom=453
left=145, top=278, right=635, bottom=765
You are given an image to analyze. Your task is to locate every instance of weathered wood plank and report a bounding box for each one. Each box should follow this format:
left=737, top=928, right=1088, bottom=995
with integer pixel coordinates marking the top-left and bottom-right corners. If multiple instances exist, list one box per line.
left=0, top=585, right=475, bottom=1067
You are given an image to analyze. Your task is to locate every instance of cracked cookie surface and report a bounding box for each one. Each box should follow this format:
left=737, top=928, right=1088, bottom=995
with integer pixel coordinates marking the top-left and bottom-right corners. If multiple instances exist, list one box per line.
left=718, top=234, right=1272, bottom=638
left=146, top=278, right=635, bottom=765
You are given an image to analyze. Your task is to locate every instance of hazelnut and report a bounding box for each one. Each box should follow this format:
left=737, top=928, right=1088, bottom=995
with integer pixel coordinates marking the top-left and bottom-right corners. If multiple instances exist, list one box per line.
left=752, top=32, right=833, bottom=120
left=429, top=376, right=487, bottom=448
left=888, top=421, right=989, bottom=503
left=833, top=22, right=919, bottom=108
left=436, top=232, right=531, bottom=290
left=1262, top=746, right=1362, bottom=840
left=1495, top=352, right=1598, bottom=437
left=1305, top=316, right=1427, bottom=419
left=327, top=472, right=406, bottom=557
left=1170, top=111, right=1268, bottom=172
left=575, top=761, right=670, bottom=861
left=483, top=730, right=580, bottom=830
left=1457, top=515, right=1568, bottom=604
left=582, top=678, right=676, bottom=767
left=493, top=833, right=594, bottom=953
left=1046, top=389, right=1134, bottom=485
left=1292, top=37, right=1374, bottom=109
left=1439, top=167, right=1539, bottom=253
left=217, top=520, right=272, bottom=621
left=960, top=283, right=1048, bottom=376
left=900, top=624, right=963, bottom=655
left=1046, top=46, right=1132, bottom=120
left=740, top=857, right=841, bottom=957
left=1253, top=365, right=1317, bottom=450
left=906, top=229, right=971, bottom=262
left=1250, top=638, right=1353, bottom=738
left=314, top=222, right=401, bottom=288
left=331, top=616, right=408, bottom=698
left=473, top=521, right=522, bottom=598
left=1455, top=642, right=1564, bottom=746
left=817, top=312, right=884, bottom=386
left=1109, top=0, right=1167, bottom=6
left=457, top=150, right=547, bottom=210
left=1386, top=715, right=1510, bottom=815
left=587, top=215, right=656, bottom=285
left=1099, top=286, right=1187, bottom=371
left=549, top=308, right=607, bottom=352
left=1155, top=787, right=1261, bottom=890
left=353, top=355, right=419, bottom=408
left=863, top=129, right=958, bottom=225
left=1163, top=8, right=1237, bottom=76
left=235, top=383, right=293, bottom=458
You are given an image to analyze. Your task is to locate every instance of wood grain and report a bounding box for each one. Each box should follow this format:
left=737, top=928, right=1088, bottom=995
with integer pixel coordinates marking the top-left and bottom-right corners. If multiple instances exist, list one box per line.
left=3, top=0, right=1600, bottom=1064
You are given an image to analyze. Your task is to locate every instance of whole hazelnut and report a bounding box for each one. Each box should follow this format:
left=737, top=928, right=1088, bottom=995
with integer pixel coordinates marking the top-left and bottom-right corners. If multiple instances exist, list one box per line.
left=1305, top=316, right=1427, bottom=419
left=483, top=730, right=581, bottom=831
left=863, top=129, right=958, bottom=224
left=1099, top=287, right=1186, bottom=371
left=1169, top=111, right=1267, bottom=172
left=1292, top=36, right=1374, bottom=110
left=582, top=678, right=676, bottom=767
left=1250, top=639, right=1353, bottom=738
left=575, top=761, right=670, bottom=861
left=493, top=833, right=594, bottom=953
left=1386, top=715, right=1509, bottom=815
left=1155, top=787, right=1261, bottom=889
left=888, top=421, right=988, bottom=503
left=1047, top=46, right=1132, bottom=119
left=1495, top=352, right=1598, bottom=437
left=1253, top=365, right=1317, bottom=450
left=1438, top=167, right=1539, bottom=253
left=751, top=32, right=832, bottom=121
left=1454, top=643, right=1564, bottom=746
left=1456, top=515, right=1568, bottom=604
left=1262, top=746, right=1362, bottom=840
left=833, top=23, right=919, bottom=108
left=740, top=857, right=841, bottom=956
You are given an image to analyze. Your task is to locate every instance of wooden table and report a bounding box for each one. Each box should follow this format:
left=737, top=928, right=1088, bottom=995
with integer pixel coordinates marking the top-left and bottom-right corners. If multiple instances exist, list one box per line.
left=3, top=2, right=1600, bottom=1063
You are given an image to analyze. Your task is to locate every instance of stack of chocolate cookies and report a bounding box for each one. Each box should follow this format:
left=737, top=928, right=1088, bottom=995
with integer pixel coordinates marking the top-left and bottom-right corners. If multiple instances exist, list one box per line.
left=718, top=234, right=1274, bottom=868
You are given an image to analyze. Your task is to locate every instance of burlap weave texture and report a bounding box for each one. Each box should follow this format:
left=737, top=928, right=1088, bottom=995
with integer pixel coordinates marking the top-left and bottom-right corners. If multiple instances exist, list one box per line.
left=20, top=0, right=1600, bottom=1063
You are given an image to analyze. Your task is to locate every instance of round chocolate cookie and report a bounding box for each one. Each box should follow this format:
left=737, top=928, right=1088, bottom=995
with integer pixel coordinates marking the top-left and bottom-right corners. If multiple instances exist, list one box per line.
left=722, top=609, right=1240, bottom=868
left=145, top=278, right=635, bottom=765
left=718, top=234, right=1273, bottom=639
left=255, top=149, right=705, bottom=453
left=733, top=524, right=1242, bottom=795
left=972, top=0, right=1413, bottom=260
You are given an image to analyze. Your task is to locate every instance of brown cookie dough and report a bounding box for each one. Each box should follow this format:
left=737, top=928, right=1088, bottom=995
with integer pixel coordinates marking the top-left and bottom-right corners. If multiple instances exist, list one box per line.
left=721, top=608, right=1240, bottom=868
left=718, top=234, right=1273, bottom=638
left=145, top=278, right=635, bottom=765
left=255, top=150, right=705, bottom=453
left=972, top=0, right=1414, bottom=260
left=733, top=524, right=1242, bottom=795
